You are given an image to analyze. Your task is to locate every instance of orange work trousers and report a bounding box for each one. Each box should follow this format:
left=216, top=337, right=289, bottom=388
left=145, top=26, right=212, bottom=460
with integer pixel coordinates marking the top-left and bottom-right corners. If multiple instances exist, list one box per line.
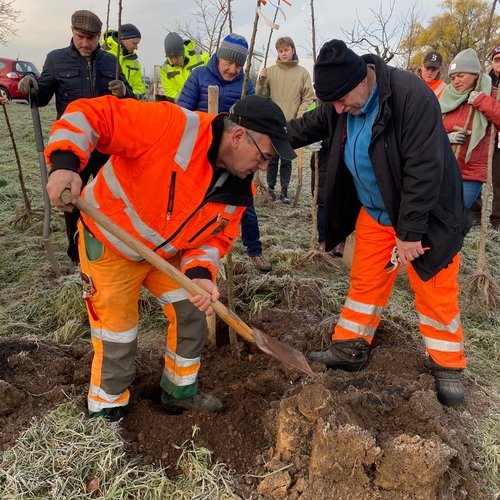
left=332, top=208, right=466, bottom=369
left=78, top=223, right=207, bottom=413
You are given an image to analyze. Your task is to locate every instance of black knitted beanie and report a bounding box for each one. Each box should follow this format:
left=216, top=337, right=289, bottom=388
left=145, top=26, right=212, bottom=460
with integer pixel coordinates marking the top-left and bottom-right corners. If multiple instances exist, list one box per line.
left=314, top=40, right=367, bottom=101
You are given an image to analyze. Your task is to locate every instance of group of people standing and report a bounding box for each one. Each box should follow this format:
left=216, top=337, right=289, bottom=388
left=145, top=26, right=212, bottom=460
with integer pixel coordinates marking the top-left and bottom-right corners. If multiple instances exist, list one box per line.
left=9, top=7, right=500, bottom=419
left=416, top=45, right=500, bottom=225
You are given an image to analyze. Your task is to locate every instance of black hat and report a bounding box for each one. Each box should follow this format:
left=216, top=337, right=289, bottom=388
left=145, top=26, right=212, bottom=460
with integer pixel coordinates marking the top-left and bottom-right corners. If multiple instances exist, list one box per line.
left=120, top=23, right=141, bottom=40
left=423, top=50, right=442, bottom=69
left=314, top=39, right=367, bottom=102
left=228, top=96, right=296, bottom=161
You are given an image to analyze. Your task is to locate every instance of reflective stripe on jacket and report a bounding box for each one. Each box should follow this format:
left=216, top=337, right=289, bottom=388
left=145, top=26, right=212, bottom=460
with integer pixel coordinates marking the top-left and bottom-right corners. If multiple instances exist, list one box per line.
left=427, top=79, right=447, bottom=99
left=45, top=96, right=250, bottom=279
left=286, top=56, right=470, bottom=282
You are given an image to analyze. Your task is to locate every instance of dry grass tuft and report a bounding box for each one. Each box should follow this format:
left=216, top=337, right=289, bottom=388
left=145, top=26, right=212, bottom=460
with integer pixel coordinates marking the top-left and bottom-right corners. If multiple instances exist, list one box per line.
left=0, top=403, right=239, bottom=499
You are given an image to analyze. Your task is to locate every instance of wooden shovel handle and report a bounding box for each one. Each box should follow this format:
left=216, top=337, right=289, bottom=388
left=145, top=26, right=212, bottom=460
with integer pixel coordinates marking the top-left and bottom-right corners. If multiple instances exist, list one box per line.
left=62, top=192, right=255, bottom=344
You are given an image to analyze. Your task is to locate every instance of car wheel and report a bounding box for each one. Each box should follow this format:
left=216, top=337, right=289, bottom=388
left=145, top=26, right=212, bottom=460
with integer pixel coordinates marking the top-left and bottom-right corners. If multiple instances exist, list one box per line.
left=0, top=86, right=11, bottom=101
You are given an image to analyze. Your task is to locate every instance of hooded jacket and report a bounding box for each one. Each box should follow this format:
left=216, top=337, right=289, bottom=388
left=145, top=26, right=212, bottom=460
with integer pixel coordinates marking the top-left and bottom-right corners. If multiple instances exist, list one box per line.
left=101, top=29, right=146, bottom=98
left=178, top=54, right=255, bottom=112
left=34, top=39, right=134, bottom=118
left=256, top=58, right=315, bottom=120
left=287, top=55, right=470, bottom=281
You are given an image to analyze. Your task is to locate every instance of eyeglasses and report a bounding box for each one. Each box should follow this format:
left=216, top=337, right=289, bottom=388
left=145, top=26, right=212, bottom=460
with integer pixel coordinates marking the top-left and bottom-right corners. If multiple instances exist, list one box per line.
left=247, top=132, right=275, bottom=164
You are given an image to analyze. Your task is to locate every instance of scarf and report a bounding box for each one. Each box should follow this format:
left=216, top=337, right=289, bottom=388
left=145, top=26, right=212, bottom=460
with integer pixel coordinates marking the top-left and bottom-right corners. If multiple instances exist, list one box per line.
left=440, top=74, right=492, bottom=163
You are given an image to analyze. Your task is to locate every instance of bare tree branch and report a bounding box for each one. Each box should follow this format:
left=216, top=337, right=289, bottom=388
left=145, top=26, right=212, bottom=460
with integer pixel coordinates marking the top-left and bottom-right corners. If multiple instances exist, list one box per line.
left=172, top=0, right=231, bottom=54
left=0, top=0, right=21, bottom=45
left=342, top=0, right=422, bottom=63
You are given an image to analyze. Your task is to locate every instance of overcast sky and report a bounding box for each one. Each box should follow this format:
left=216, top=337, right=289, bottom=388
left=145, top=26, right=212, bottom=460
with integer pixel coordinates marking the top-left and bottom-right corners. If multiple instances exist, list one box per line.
left=4, top=0, right=440, bottom=76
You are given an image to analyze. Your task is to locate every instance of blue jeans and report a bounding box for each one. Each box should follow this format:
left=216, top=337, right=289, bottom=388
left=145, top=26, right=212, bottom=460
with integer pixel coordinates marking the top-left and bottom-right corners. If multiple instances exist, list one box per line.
left=241, top=206, right=262, bottom=257
left=463, top=180, right=482, bottom=209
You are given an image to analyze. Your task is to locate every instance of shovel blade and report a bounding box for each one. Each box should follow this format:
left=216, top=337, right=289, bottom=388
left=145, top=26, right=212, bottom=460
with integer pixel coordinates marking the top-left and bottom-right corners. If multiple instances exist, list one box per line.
left=252, top=328, right=314, bottom=377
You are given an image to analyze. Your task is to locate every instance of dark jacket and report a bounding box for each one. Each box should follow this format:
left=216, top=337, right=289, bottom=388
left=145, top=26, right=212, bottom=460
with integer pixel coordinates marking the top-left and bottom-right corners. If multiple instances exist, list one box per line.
left=178, top=54, right=255, bottom=113
left=36, top=40, right=133, bottom=118
left=287, top=55, right=470, bottom=281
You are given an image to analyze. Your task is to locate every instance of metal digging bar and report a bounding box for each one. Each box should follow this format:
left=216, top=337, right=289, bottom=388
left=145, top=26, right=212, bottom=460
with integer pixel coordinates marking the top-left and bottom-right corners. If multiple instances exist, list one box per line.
left=29, top=85, right=61, bottom=277
left=60, top=192, right=314, bottom=377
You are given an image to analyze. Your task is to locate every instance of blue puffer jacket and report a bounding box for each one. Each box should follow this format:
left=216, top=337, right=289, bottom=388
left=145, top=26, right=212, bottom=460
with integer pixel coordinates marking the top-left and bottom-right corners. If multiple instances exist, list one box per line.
left=178, top=54, right=255, bottom=112
left=36, top=39, right=134, bottom=118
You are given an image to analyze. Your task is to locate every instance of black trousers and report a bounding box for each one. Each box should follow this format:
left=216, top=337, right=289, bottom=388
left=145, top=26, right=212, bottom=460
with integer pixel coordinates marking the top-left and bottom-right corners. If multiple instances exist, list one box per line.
left=266, top=156, right=292, bottom=193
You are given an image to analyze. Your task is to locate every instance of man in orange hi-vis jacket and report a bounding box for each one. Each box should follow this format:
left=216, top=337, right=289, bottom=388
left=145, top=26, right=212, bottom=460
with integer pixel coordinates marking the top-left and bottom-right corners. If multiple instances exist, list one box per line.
left=44, top=94, right=296, bottom=420
left=287, top=40, right=470, bottom=407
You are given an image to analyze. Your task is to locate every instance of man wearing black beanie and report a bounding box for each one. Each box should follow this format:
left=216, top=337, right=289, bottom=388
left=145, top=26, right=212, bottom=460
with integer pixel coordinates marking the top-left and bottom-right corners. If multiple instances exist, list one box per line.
left=286, top=39, right=470, bottom=407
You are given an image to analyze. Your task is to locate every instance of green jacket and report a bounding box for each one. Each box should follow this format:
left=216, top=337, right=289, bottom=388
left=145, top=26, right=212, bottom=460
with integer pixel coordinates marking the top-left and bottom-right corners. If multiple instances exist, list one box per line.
left=101, top=30, right=146, bottom=99
left=159, top=39, right=209, bottom=101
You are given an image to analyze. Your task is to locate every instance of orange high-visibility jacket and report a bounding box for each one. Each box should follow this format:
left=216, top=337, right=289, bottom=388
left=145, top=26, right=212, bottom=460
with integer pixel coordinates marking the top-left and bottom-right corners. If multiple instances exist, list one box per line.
left=45, top=95, right=251, bottom=280
left=426, top=79, right=447, bottom=99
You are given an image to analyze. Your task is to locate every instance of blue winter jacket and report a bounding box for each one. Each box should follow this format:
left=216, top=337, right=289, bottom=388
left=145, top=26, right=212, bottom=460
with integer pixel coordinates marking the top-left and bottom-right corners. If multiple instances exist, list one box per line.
left=36, top=39, right=134, bottom=118
left=178, top=54, right=255, bottom=112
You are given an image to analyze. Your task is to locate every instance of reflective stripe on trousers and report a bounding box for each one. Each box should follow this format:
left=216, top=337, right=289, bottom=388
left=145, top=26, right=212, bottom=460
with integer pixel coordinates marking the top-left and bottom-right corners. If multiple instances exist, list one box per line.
left=332, top=208, right=465, bottom=369
left=79, top=222, right=207, bottom=412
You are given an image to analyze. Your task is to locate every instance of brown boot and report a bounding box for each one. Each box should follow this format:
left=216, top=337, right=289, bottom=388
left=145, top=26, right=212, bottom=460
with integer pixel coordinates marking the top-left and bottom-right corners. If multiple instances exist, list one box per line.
left=250, top=254, right=272, bottom=273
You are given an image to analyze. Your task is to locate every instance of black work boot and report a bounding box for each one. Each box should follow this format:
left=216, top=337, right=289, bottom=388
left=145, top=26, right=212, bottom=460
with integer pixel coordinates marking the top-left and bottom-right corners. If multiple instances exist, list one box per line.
left=88, top=406, right=126, bottom=422
left=161, top=390, right=223, bottom=414
left=268, top=187, right=276, bottom=201
left=307, top=339, right=370, bottom=371
left=280, top=188, right=291, bottom=204
left=426, top=358, right=464, bottom=407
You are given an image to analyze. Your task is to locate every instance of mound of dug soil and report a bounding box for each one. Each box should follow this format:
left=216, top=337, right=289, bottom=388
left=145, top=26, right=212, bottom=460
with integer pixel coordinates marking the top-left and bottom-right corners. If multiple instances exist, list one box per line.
left=0, top=315, right=488, bottom=498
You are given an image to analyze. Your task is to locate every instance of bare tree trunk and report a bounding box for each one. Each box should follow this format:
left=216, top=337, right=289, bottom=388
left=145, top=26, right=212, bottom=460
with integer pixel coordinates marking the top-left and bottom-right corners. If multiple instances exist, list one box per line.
left=228, top=0, right=233, bottom=32
left=310, top=0, right=317, bottom=64
left=242, top=0, right=261, bottom=97
left=2, top=103, right=32, bottom=222
left=263, top=0, right=281, bottom=68
left=105, top=0, right=111, bottom=34
left=115, top=0, right=123, bottom=80
left=309, top=0, right=319, bottom=247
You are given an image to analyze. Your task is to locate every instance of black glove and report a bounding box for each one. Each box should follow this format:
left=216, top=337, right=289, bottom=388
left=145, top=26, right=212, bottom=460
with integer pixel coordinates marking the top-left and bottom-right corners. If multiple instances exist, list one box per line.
left=108, top=80, right=126, bottom=97
left=447, top=131, right=467, bottom=145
